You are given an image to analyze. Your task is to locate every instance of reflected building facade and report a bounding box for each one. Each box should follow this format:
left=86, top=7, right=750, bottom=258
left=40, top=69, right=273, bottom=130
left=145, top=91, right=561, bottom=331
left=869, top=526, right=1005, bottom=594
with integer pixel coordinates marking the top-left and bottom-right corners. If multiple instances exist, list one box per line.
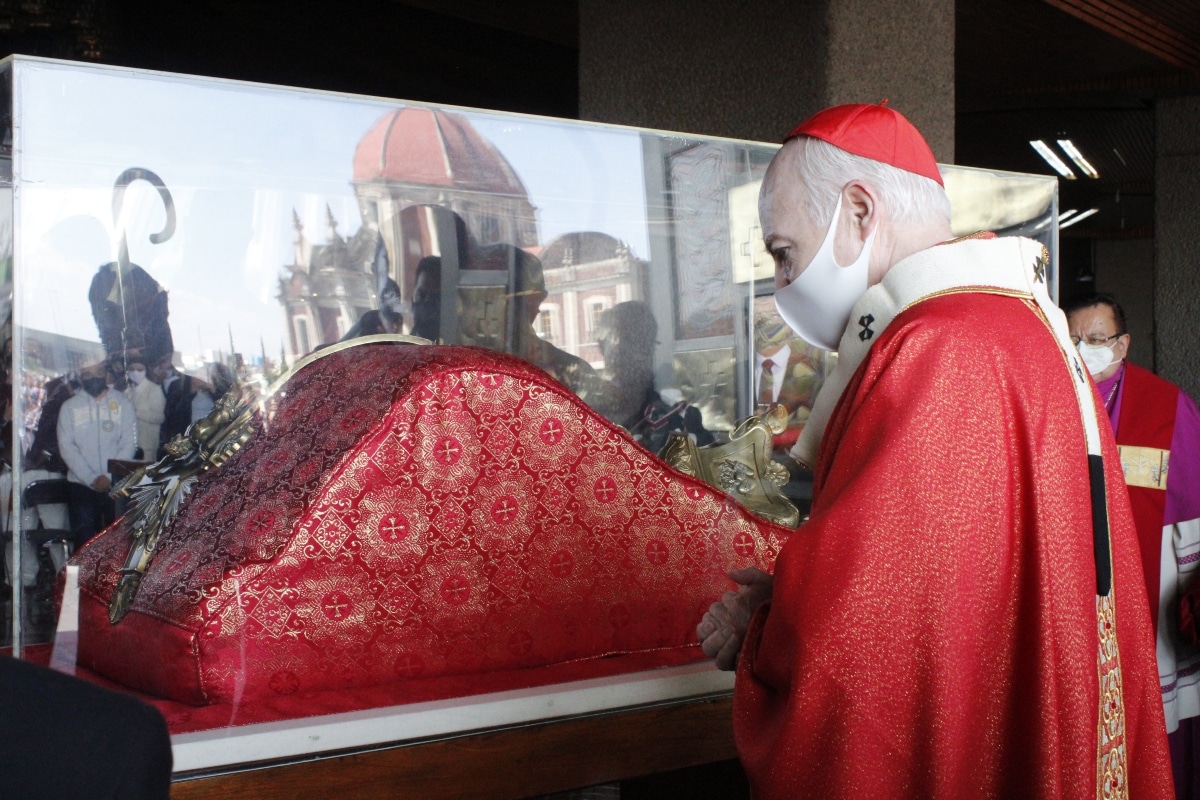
left=277, top=208, right=378, bottom=356
left=537, top=231, right=645, bottom=366
left=353, top=108, right=538, bottom=290
left=278, top=108, right=646, bottom=367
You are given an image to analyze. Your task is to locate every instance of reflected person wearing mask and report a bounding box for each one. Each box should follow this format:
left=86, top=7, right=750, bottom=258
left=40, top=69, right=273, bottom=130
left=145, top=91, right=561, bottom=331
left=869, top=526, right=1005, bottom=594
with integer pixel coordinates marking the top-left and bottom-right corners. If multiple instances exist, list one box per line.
left=56, top=362, right=137, bottom=548
left=126, top=359, right=165, bottom=461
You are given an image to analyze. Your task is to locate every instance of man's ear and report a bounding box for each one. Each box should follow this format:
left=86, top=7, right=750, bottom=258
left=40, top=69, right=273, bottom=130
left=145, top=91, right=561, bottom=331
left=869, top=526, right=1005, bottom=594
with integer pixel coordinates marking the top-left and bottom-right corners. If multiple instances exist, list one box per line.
left=842, top=181, right=879, bottom=243
left=1114, top=332, right=1131, bottom=361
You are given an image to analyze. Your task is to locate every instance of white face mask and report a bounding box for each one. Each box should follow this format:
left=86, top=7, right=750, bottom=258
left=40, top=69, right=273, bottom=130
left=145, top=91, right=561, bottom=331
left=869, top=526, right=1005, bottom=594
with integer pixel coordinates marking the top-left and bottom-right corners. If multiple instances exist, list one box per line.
left=1077, top=341, right=1119, bottom=377
left=127, top=369, right=146, bottom=385
left=773, top=194, right=877, bottom=351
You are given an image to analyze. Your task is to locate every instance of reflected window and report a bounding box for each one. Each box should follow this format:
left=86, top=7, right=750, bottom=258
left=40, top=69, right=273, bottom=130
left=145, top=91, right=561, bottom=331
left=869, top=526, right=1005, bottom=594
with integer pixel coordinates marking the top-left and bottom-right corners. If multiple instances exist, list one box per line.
left=585, top=298, right=610, bottom=341
left=480, top=215, right=501, bottom=245
left=537, top=304, right=559, bottom=343
left=295, top=319, right=311, bottom=356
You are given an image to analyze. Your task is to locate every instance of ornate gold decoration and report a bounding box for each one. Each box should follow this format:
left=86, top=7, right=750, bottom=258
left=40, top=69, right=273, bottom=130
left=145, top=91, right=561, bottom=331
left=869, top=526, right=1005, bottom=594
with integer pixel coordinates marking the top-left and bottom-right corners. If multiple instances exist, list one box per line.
left=1096, top=591, right=1129, bottom=799
left=1116, top=444, right=1169, bottom=490
left=659, top=404, right=800, bottom=528
left=108, top=381, right=259, bottom=623
left=108, top=334, right=430, bottom=623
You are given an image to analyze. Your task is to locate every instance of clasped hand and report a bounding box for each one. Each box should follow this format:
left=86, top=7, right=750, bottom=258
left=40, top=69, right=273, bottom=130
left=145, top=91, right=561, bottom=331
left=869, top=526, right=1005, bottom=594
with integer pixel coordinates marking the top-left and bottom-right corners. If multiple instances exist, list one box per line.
left=696, top=567, right=773, bottom=671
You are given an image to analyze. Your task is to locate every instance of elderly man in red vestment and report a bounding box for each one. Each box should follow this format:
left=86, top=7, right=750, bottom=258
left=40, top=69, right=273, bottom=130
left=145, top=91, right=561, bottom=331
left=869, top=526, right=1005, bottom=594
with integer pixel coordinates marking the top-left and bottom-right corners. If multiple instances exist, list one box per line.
left=1065, top=292, right=1200, bottom=797
left=696, top=103, right=1174, bottom=798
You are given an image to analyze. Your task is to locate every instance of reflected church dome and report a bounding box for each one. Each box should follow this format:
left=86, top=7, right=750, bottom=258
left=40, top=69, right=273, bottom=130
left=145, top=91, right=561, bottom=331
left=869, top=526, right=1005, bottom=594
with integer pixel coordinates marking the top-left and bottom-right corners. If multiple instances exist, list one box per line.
left=353, top=107, right=530, bottom=198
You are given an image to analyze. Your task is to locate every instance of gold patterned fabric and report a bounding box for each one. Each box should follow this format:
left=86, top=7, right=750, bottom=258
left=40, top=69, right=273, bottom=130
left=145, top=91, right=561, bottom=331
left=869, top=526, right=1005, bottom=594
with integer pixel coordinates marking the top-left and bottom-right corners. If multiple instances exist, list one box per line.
left=1096, top=592, right=1129, bottom=799
left=1117, top=445, right=1170, bottom=491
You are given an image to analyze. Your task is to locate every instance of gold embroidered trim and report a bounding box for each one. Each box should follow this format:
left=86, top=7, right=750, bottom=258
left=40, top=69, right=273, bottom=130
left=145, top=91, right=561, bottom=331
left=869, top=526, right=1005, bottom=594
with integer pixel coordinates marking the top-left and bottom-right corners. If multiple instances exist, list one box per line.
left=897, top=286, right=1033, bottom=321
left=264, top=333, right=431, bottom=400
left=1117, top=445, right=1170, bottom=490
left=1096, top=591, right=1129, bottom=800
left=1023, top=299, right=1128, bottom=799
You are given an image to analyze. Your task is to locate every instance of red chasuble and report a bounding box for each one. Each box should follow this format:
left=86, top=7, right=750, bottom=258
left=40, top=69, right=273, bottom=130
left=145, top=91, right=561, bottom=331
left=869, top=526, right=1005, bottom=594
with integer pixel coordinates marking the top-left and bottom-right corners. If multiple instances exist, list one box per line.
left=734, top=291, right=1172, bottom=799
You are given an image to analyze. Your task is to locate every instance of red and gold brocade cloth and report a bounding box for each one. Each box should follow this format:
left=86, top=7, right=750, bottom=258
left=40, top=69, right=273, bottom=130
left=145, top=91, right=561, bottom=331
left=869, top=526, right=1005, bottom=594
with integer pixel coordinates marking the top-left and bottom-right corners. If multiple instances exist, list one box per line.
left=734, top=290, right=1172, bottom=799
left=69, top=343, right=789, bottom=729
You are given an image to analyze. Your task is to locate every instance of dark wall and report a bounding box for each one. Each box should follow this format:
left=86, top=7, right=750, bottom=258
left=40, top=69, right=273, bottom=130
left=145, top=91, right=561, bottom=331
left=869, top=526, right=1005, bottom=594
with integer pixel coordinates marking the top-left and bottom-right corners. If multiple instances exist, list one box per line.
left=1156, top=95, right=1200, bottom=401
left=0, top=0, right=579, bottom=118
left=579, top=0, right=829, bottom=144
left=579, top=0, right=954, bottom=157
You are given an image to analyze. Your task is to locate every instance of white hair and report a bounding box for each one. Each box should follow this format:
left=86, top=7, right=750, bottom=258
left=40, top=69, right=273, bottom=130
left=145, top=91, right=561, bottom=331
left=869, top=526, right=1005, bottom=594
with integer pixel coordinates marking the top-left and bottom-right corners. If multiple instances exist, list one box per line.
left=788, top=137, right=951, bottom=229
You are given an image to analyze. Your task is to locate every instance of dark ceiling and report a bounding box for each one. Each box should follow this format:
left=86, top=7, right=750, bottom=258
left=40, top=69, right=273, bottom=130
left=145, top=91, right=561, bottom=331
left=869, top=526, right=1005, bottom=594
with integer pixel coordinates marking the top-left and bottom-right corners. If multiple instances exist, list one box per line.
left=958, top=0, right=1200, bottom=240
left=1, top=0, right=1196, bottom=242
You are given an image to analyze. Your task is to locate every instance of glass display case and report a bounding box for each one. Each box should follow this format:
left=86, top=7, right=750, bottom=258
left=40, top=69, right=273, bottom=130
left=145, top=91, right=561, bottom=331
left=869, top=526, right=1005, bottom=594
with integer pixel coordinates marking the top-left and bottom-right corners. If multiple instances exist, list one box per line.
left=0, top=55, right=1059, bottom=784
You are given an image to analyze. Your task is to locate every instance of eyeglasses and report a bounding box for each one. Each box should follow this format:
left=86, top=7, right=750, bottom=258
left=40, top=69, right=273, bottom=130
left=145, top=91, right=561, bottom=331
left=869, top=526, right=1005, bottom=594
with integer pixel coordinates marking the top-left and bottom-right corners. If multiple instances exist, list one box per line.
left=1070, top=333, right=1121, bottom=347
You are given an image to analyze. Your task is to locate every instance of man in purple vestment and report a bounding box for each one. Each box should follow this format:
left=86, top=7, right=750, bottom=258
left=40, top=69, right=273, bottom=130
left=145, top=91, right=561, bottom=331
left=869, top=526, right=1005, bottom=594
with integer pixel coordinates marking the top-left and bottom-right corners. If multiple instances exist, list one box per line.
left=1066, top=292, right=1200, bottom=799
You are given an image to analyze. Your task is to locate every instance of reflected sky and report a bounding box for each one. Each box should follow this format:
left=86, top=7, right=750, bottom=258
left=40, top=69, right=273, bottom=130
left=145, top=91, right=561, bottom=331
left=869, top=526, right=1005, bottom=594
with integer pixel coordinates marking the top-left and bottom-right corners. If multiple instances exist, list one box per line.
left=13, top=62, right=651, bottom=364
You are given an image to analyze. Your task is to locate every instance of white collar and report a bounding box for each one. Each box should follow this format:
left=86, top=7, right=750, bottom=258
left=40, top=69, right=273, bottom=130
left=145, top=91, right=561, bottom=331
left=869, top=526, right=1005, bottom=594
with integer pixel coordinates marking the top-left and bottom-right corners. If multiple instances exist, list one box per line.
left=757, top=343, right=790, bottom=371
left=789, top=236, right=1100, bottom=469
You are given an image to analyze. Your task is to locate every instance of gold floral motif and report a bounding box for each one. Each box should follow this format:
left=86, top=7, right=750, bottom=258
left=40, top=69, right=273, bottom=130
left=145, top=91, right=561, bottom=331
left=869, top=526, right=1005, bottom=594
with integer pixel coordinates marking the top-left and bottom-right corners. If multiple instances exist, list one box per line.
left=526, top=524, right=598, bottom=607
left=355, top=485, right=435, bottom=569
left=516, top=392, right=585, bottom=473
left=419, top=548, right=488, bottom=638
left=627, top=515, right=687, bottom=593
left=470, top=470, right=539, bottom=553
left=293, top=563, right=377, bottom=650
left=414, top=412, right=481, bottom=493
left=1096, top=591, right=1129, bottom=800
left=574, top=451, right=639, bottom=529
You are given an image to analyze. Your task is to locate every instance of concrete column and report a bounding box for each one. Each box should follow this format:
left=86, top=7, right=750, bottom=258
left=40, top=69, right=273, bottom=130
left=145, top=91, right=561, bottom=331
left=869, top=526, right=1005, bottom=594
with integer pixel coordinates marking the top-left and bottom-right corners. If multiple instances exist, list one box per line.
left=579, top=0, right=954, bottom=161
left=1155, top=95, right=1200, bottom=399
left=824, top=0, right=954, bottom=163
left=1094, top=238, right=1154, bottom=370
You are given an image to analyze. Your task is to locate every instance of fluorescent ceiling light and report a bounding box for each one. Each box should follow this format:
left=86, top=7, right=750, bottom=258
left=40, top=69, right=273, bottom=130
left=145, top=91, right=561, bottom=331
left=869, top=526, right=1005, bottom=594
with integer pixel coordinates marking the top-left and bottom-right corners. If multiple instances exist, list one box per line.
left=1059, top=208, right=1099, bottom=229
left=1059, top=208, right=1079, bottom=222
left=1056, top=139, right=1100, bottom=179
left=1030, top=140, right=1076, bottom=179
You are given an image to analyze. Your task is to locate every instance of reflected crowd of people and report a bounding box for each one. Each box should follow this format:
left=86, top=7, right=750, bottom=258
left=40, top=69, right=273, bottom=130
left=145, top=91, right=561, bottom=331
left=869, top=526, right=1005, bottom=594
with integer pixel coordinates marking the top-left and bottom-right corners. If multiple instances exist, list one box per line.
left=3, top=337, right=242, bottom=640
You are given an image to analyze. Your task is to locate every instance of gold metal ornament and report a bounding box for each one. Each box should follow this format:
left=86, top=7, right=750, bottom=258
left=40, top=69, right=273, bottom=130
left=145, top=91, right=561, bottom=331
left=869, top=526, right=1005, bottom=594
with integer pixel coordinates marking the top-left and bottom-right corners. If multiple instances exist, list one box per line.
left=108, top=381, right=259, bottom=623
left=659, top=404, right=800, bottom=528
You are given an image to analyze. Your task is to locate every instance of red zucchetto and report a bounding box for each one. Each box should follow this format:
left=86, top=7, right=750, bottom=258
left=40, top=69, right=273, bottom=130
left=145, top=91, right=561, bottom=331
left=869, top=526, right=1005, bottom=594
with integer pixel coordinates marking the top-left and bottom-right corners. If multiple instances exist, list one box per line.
left=785, top=102, right=943, bottom=186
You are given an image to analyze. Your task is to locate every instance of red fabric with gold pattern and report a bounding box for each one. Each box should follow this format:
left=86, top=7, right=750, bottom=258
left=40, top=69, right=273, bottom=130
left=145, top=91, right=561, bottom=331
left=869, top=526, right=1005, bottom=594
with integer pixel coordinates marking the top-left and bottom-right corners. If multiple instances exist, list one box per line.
left=733, top=293, right=1172, bottom=799
left=72, top=344, right=789, bottom=709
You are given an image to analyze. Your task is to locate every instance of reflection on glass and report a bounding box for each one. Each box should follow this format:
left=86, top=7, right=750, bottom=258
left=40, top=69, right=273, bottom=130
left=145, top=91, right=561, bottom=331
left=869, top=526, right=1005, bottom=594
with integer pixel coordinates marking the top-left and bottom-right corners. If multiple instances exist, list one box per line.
left=2, top=57, right=1060, bottom=763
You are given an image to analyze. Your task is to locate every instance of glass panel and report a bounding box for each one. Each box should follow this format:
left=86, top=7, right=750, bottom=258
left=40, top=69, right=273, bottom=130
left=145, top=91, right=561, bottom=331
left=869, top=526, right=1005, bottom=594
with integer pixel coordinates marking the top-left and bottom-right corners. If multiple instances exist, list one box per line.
left=0, top=59, right=17, bottom=651
left=4, top=56, right=1058, bottom=773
